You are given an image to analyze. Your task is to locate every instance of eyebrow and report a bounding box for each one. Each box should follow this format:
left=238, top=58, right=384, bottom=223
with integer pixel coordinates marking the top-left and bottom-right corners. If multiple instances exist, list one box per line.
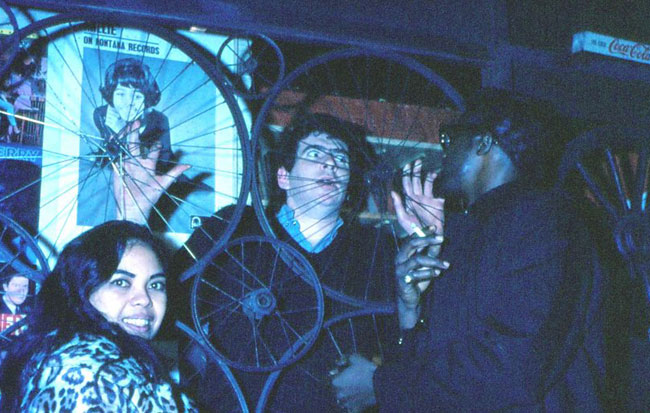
left=300, top=144, right=349, bottom=156
left=113, top=270, right=167, bottom=279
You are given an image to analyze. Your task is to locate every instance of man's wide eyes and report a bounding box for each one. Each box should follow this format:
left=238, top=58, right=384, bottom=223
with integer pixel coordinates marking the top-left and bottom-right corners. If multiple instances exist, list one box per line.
left=306, top=149, right=322, bottom=159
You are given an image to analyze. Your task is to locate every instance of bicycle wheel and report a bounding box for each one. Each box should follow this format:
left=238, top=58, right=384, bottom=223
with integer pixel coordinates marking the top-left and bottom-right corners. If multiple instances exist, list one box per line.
left=251, top=48, right=464, bottom=307
left=558, top=126, right=650, bottom=408
left=176, top=321, right=249, bottom=413
left=0, top=0, right=19, bottom=78
left=0, top=212, right=49, bottom=284
left=558, top=126, right=649, bottom=278
left=257, top=306, right=396, bottom=412
left=191, top=235, right=324, bottom=372
left=0, top=12, right=251, bottom=257
left=0, top=213, right=47, bottom=353
left=217, top=34, right=285, bottom=100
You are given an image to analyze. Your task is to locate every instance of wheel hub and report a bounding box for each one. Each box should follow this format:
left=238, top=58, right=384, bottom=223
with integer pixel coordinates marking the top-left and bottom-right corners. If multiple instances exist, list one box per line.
left=242, top=288, right=277, bottom=320
left=614, top=212, right=650, bottom=260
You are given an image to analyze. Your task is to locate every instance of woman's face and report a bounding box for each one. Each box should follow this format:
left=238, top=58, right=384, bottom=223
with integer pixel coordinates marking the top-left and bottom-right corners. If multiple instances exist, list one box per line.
left=89, top=242, right=166, bottom=340
left=112, top=84, right=145, bottom=122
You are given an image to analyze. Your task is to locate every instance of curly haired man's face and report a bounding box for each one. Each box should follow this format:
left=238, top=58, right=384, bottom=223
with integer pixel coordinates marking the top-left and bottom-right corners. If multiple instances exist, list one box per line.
left=277, top=132, right=351, bottom=214
left=113, top=84, right=145, bottom=122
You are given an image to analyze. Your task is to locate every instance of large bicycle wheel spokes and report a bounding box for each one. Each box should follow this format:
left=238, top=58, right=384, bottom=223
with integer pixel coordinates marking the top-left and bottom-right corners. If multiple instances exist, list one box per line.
left=176, top=321, right=249, bottom=413
left=258, top=307, right=396, bottom=412
left=0, top=212, right=49, bottom=285
left=191, top=235, right=324, bottom=372
left=0, top=14, right=250, bottom=255
left=558, top=126, right=649, bottom=276
left=0, top=0, right=19, bottom=78
left=251, top=48, right=463, bottom=307
left=217, top=34, right=285, bottom=100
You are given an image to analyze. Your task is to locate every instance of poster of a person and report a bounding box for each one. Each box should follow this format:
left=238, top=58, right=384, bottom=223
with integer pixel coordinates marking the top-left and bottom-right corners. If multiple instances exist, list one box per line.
left=92, top=58, right=171, bottom=168
left=25, top=24, right=251, bottom=252
left=2, top=23, right=253, bottom=254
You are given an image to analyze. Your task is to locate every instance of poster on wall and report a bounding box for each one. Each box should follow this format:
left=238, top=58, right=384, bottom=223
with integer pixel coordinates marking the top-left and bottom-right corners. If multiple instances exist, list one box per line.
left=0, top=33, right=46, bottom=236
left=21, top=23, right=252, bottom=252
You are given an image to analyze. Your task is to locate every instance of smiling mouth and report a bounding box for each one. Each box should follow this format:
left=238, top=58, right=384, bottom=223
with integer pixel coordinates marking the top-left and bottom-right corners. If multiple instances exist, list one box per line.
left=122, top=318, right=151, bottom=328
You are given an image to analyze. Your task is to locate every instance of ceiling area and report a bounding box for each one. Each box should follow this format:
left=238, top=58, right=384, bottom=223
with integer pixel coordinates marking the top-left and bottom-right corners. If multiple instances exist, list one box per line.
left=6, top=0, right=650, bottom=124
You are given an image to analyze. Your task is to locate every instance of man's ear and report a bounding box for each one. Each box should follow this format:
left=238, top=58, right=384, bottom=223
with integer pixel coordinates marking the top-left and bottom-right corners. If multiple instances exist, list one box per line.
left=277, top=166, right=290, bottom=190
left=475, top=134, right=495, bottom=156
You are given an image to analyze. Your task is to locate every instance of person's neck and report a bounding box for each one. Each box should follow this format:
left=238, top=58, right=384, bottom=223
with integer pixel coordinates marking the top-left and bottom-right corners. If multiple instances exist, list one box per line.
left=467, top=160, right=518, bottom=206
left=285, top=202, right=341, bottom=247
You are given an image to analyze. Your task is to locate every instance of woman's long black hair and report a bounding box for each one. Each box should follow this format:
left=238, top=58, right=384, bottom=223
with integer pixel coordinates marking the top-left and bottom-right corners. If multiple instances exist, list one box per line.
left=0, top=220, right=170, bottom=411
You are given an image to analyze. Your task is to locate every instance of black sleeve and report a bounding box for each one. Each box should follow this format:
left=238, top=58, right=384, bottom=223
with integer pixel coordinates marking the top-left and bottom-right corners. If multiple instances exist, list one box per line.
left=374, top=203, right=604, bottom=411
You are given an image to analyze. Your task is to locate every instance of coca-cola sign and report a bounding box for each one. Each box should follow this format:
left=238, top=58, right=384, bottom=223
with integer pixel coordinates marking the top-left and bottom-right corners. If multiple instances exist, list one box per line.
left=572, top=31, right=650, bottom=65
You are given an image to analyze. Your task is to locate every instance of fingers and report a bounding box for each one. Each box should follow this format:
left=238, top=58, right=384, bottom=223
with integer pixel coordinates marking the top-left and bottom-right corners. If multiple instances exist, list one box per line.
left=401, top=253, right=449, bottom=276
left=412, top=159, right=423, bottom=196
left=391, top=191, right=415, bottom=235
left=424, top=171, right=435, bottom=197
left=402, top=256, right=450, bottom=283
left=403, top=268, right=439, bottom=284
left=401, top=160, right=423, bottom=197
left=145, top=141, right=162, bottom=161
left=158, top=164, right=191, bottom=191
left=401, top=162, right=413, bottom=200
left=400, top=159, right=437, bottom=217
left=396, top=235, right=443, bottom=264
left=120, top=120, right=142, bottom=157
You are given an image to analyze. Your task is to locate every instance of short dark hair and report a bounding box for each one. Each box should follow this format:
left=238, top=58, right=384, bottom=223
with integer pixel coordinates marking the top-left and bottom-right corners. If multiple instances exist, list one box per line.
left=100, top=58, right=161, bottom=107
left=0, top=221, right=169, bottom=411
left=443, top=88, right=557, bottom=184
left=1, top=272, right=27, bottom=286
left=276, top=112, right=371, bottom=170
left=270, top=112, right=374, bottom=210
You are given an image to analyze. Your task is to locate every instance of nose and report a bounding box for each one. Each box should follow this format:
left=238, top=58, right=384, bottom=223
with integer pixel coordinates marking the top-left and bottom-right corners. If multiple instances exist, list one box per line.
left=130, top=287, right=153, bottom=307
left=321, top=153, right=338, bottom=172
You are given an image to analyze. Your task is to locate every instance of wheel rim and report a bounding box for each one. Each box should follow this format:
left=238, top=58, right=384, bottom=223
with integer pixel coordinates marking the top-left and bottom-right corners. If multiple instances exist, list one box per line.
left=176, top=320, right=250, bottom=413
left=191, top=235, right=324, bottom=372
left=258, top=307, right=395, bottom=412
left=558, top=126, right=649, bottom=296
left=0, top=13, right=251, bottom=260
left=0, top=212, right=49, bottom=284
left=251, top=47, right=464, bottom=308
left=0, top=0, right=19, bottom=78
left=217, top=33, right=285, bottom=100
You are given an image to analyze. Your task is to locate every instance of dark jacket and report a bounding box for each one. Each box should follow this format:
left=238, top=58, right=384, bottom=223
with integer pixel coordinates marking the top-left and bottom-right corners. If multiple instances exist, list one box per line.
left=176, top=205, right=399, bottom=412
left=0, top=297, right=28, bottom=316
left=374, top=182, right=606, bottom=412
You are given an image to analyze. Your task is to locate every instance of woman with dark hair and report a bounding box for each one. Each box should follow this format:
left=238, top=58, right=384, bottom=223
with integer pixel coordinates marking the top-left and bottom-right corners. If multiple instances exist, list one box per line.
left=78, top=58, right=185, bottom=226
left=0, top=220, right=197, bottom=412
left=93, top=57, right=171, bottom=164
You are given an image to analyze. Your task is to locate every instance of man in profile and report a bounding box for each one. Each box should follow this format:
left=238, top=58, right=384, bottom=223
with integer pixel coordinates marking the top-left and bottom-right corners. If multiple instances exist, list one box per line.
left=333, top=89, right=606, bottom=412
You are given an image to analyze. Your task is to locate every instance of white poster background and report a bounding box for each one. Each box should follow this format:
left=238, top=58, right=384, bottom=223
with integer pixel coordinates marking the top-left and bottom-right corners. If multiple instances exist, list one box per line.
left=38, top=24, right=250, bottom=253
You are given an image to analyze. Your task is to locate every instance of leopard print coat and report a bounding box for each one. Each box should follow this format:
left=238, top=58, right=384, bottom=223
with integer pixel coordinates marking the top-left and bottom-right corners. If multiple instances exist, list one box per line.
left=20, top=333, right=197, bottom=412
